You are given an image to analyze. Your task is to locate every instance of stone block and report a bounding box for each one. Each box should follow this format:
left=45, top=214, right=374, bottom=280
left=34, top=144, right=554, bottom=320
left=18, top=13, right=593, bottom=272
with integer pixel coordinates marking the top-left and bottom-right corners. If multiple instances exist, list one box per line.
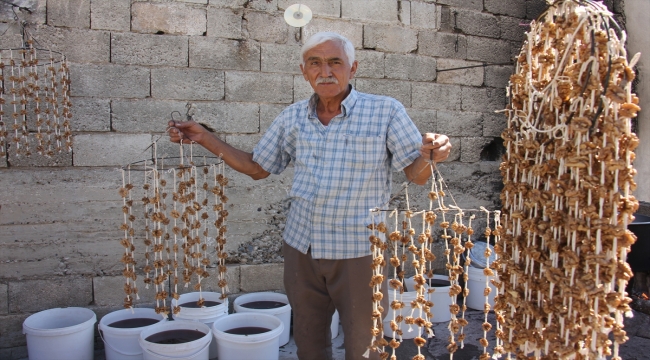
left=260, top=104, right=288, bottom=132
left=412, top=83, right=461, bottom=110
left=203, top=264, right=241, bottom=294
left=246, top=0, right=277, bottom=11
left=455, top=8, right=500, bottom=38
left=466, top=36, right=512, bottom=63
left=153, top=134, right=220, bottom=160
left=226, top=134, right=263, bottom=153
left=152, top=68, right=225, bottom=101
left=405, top=108, right=436, bottom=133
left=132, top=2, right=206, bottom=35
left=526, top=0, right=548, bottom=20
left=261, top=43, right=302, bottom=74
left=226, top=72, right=293, bottom=104
left=484, top=64, right=514, bottom=89
left=435, top=0, right=482, bottom=11
left=0, top=156, right=5, bottom=168
left=436, top=5, right=451, bottom=31
left=399, top=0, right=410, bottom=26
left=91, top=0, right=130, bottom=31
left=461, top=136, right=494, bottom=162
left=178, top=0, right=208, bottom=3
left=47, top=0, right=90, bottom=28
left=73, top=133, right=153, bottom=166
left=93, top=275, right=157, bottom=308
left=209, top=0, right=247, bottom=8
left=436, top=58, right=483, bottom=86
left=29, top=26, right=110, bottom=63
left=189, top=102, right=260, bottom=134
left=483, top=112, right=507, bottom=137
left=112, top=32, right=188, bottom=66
left=240, top=263, right=285, bottom=292
left=0, top=0, right=45, bottom=24
left=278, top=0, right=340, bottom=17
left=461, top=86, right=507, bottom=112
left=293, top=75, right=314, bottom=102
left=190, top=38, right=260, bottom=71
left=6, top=137, right=72, bottom=167
left=355, top=79, right=411, bottom=107
left=0, top=314, right=30, bottom=348
left=485, top=0, right=527, bottom=18
left=207, top=7, right=243, bottom=39
left=71, top=97, right=111, bottom=132
left=302, top=18, right=363, bottom=50
left=418, top=30, right=467, bottom=59
left=498, top=15, right=527, bottom=41
left=342, top=0, right=398, bottom=23
left=0, top=283, right=7, bottom=314
left=411, top=1, right=437, bottom=29
left=363, top=24, right=418, bottom=53
left=8, top=277, right=92, bottom=313
left=245, top=11, right=291, bottom=44
left=70, top=64, right=150, bottom=98
left=112, top=99, right=189, bottom=132
left=436, top=110, right=483, bottom=137
left=384, top=54, right=436, bottom=82
left=355, top=50, right=385, bottom=79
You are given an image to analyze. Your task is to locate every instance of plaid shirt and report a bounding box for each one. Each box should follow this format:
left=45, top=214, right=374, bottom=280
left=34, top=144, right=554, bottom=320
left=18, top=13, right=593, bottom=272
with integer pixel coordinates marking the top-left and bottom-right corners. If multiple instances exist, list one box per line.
left=252, top=88, right=422, bottom=259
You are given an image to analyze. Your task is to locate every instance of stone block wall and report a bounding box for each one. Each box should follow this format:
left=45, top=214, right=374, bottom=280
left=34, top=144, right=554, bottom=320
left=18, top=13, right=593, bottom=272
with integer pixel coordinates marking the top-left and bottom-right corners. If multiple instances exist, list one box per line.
left=3, top=0, right=631, bottom=357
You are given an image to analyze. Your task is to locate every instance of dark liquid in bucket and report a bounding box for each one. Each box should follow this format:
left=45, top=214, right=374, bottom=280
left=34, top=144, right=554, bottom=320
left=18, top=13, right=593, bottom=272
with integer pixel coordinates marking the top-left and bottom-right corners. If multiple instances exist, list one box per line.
left=427, top=279, right=451, bottom=287
left=241, top=301, right=286, bottom=309
left=225, top=326, right=271, bottom=335
left=179, top=300, right=222, bottom=308
left=108, top=318, right=159, bottom=328
left=145, top=329, right=205, bottom=344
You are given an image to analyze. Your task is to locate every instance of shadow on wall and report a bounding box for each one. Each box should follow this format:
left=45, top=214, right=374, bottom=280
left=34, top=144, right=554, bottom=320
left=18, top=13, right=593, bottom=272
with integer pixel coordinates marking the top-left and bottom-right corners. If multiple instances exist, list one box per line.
left=480, top=138, right=506, bottom=161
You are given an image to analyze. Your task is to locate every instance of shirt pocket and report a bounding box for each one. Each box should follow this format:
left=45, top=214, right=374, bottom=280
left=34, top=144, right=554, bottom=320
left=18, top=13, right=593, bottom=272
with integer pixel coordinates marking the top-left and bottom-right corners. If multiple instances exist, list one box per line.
left=345, top=134, right=386, bottom=169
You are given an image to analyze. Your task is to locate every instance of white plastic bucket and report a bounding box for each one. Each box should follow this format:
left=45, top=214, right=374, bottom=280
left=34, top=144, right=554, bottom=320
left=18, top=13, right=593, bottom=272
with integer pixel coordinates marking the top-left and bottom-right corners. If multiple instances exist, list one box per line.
left=174, top=292, right=228, bottom=359
left=466, top=266, right=497, bottom=311
left=331, top=310, right=339, bottom=339
left=383, top=286, right=421, bottom=339
left=98, top=308, right=165, bottom=360
left=233, top=292, right=291, bottom=346
left=139, top=320, right=211, bottom=360
left=212, top=312, right=284, bottom=360
left=428, top=275, right=452, bottom=323
left=22, top=307, right=96, bottom=360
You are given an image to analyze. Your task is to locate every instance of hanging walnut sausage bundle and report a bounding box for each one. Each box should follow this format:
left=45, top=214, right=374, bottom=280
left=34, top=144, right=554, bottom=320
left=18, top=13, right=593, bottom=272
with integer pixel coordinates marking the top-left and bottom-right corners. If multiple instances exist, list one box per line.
left=497, top=1, right=640, bottom=359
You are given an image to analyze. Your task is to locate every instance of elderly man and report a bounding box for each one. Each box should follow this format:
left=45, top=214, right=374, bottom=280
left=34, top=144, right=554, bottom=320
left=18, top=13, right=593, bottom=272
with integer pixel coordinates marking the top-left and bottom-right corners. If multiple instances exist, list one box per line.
left=168, top=31, right=451, bottom=360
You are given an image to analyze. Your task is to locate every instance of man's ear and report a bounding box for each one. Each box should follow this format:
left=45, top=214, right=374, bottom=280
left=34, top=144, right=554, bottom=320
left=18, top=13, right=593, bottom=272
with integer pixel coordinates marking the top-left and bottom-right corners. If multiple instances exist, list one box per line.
left=300, top=64, right=308, bottom=81
left=350, top=60, right=358, bottom=79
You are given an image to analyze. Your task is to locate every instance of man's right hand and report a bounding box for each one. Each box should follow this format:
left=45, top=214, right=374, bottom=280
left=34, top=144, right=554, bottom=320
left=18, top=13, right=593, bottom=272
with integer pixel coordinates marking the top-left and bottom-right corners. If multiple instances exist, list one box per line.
left=167, top=120, right=209, bottom=145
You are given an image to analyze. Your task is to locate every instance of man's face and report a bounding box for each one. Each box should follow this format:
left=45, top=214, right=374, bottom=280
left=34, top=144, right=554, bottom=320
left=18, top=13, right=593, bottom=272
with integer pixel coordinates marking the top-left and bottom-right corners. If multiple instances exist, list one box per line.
left=300, top=40, right=358, bottom=101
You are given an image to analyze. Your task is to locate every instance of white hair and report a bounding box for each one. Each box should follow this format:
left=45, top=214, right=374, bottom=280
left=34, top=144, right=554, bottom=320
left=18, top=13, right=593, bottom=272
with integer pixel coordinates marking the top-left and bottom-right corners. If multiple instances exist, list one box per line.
left=301, top=32, right=355, bottom=65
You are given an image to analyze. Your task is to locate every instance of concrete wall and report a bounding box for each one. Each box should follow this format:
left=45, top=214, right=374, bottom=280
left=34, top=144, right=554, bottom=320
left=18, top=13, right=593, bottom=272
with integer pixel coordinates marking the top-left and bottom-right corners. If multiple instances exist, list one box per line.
left=625, top=0, right=650, bottom=202
left=0, top=0, right=636, bottom=357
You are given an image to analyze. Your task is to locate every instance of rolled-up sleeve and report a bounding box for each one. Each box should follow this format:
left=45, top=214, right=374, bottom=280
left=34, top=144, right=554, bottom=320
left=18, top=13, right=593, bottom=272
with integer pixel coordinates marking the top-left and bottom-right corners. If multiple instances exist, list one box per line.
left=252, top=113, right=291, bottom=175
left=386, top=104, right=422, bottom=172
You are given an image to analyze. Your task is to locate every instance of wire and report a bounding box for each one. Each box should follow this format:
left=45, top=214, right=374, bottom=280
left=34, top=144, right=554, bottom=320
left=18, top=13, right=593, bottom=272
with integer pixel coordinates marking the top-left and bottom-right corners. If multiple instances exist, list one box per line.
left=436, top=62, right=513, bottom=73
left=0, top=0, right=31, bottom=13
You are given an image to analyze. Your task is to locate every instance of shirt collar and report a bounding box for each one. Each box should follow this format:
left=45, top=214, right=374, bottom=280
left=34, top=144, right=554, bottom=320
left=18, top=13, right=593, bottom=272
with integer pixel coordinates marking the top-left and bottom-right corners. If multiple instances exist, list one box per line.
left=307, top=85, right=358, bottom=119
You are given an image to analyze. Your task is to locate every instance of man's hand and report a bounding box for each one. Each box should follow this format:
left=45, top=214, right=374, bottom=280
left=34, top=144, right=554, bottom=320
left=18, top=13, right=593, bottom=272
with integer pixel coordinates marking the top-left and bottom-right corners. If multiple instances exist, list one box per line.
left=404, top=133, right=452, bottom=185
left=167, top=120, right=210, bottom=145
left=420, top=133, right=451, bottom=163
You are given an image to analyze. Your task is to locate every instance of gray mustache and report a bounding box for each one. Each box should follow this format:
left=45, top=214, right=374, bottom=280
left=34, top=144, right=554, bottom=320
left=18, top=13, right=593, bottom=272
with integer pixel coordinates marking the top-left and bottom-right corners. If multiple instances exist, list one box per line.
left=316, top=77, right=339, bottom=84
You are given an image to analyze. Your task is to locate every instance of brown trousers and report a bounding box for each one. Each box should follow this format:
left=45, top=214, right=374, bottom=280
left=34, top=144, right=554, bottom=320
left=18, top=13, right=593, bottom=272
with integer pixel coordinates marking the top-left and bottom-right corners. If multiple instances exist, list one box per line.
left=283, top=242, right=387, bottom=360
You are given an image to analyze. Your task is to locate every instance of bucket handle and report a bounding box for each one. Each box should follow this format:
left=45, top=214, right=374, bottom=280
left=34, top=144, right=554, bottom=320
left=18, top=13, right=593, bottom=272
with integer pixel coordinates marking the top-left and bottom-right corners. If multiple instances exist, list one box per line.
left=98, top=329, right=144, bottom=357
left=140, top=340, right=210, bottom=360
